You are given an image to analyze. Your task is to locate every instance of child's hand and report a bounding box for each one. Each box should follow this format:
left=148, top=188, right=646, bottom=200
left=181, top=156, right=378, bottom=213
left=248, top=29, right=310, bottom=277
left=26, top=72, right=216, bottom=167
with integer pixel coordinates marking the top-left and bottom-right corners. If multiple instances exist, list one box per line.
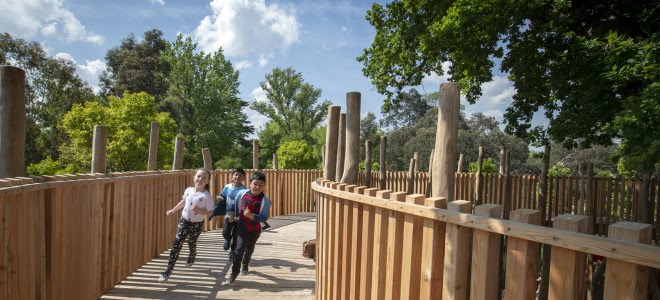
left=191, top=204, right=202, bottom=214
left=166, top=209, right=174, bottom=216
left=244, top=208, right=254, bottom=220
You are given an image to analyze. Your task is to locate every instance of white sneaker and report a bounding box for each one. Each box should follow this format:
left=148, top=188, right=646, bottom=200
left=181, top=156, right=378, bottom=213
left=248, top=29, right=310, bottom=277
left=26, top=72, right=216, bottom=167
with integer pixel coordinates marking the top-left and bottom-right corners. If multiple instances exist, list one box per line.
left=158, top=272, right=169, bottom=283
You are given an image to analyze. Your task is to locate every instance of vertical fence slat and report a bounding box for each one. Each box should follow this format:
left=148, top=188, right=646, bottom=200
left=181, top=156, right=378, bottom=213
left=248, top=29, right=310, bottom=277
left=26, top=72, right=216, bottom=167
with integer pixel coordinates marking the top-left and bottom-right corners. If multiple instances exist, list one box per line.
left=420, top=197, right=446, bottom=300
left=400, top=194, right=425, bottom=300
left=470, top=204, right=502, bottom=300
left=371, top=189, right=391, bottom=300
left=385, top=192, right=407, bottom=300
left=548, top=214, right=588, bottom=299
left=442, top=200, right=471, bottom=299
left=603, top=221, right=652, bottom=299
left=505, top=209, right=540, bottom=300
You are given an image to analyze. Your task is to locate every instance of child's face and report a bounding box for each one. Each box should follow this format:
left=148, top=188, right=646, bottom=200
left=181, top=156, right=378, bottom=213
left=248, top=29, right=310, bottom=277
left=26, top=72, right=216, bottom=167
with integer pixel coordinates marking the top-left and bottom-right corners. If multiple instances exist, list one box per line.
left=194, top=170, right=209, bottom=189
left=232, top=172, right=244, bottom=185
left=249, top=179, right=265, bottom=195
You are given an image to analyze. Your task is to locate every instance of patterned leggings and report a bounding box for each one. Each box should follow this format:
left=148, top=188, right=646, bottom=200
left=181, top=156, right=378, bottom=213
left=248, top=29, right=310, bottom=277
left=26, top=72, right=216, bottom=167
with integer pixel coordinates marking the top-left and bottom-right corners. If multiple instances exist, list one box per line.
left=165, top=218, right=203, bottom=275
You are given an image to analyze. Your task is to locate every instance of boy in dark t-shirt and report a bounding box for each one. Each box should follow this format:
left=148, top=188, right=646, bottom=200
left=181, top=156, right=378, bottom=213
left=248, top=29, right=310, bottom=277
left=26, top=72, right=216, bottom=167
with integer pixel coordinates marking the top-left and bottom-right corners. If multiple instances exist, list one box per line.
left=226, top=171, right=271, bottom=284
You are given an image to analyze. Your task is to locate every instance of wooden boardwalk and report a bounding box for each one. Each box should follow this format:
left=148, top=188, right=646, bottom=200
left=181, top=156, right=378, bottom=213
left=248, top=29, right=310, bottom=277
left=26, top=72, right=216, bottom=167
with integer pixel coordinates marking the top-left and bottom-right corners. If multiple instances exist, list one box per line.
left=102, top=213, right=317, bottom=299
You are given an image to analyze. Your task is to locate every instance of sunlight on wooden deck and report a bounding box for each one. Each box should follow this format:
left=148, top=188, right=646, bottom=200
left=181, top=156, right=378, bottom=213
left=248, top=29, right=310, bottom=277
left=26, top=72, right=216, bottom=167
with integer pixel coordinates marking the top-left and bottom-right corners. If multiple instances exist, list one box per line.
left=102, top=214, right=316, bottom=299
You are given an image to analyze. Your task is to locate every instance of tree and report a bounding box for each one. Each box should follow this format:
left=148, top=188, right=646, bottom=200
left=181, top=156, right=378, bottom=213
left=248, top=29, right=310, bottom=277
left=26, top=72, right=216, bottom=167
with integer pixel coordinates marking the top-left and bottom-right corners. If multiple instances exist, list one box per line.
left=57, top=91, right=177, bottom=173
left=379, top=88, right=433, bottom=129
left=0, top=32, right=96, bottom=167
left=360, top=112, right=383, bottom=162
left=277, top=140, right=319, bottom=169
left=163, top=35, right=253, bottom=168
left=358, top=0, right=659, bottom=173
left=469, top=158, right=497, bottom=174
left=251, top=67, right=330, bottom=143
left=101, top=29, right=170, bottom=102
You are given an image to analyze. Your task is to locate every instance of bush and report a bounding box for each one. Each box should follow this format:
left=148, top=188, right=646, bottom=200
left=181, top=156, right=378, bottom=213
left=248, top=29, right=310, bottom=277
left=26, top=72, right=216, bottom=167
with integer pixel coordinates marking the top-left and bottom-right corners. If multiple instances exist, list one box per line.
left=548, top=162, right=572, bottom=176
left=26, top=157, right=62, bottom=176
left=359, top=161, right=380, bottom=172
left=277, top=140, right=319, bottom=169
left=468, top=157, right=497, bottom=173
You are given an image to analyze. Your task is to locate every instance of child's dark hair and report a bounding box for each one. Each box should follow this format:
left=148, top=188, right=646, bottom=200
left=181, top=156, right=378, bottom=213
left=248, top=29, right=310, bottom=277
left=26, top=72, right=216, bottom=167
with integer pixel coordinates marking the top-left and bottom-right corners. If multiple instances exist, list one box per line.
left=233, top=168, right=246, bottom=176
left=196, top=168, right=211, bottom=191
left=250, top=171, right=266, bottom=183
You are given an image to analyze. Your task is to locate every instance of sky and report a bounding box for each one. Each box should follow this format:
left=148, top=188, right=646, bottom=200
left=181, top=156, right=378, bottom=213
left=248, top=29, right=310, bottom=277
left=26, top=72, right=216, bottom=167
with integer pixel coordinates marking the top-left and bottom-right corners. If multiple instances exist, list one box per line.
left=0, top=0, right=519, bottom=136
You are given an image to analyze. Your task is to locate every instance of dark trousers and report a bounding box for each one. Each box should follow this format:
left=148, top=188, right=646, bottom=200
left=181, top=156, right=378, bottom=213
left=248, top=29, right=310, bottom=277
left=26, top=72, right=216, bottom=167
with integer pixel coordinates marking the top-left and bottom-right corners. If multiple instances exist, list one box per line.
left=222, top=220, right=238, bottom=251
left=165, top=218, right=202, bottom=275
left=231, top=225, right=261, bottom=275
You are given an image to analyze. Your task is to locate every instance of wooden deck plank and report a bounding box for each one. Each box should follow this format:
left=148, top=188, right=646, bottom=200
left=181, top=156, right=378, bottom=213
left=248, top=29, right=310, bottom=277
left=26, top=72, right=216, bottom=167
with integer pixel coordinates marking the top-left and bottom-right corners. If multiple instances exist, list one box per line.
left=102, top=213, right=316, bottom=299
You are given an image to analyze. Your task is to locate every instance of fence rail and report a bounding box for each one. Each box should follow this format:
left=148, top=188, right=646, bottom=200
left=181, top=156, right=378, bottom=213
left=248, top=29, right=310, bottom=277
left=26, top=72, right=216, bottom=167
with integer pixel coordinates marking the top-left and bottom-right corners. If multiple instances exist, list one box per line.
left=359, top=171, right=659, bottom=237
left=313, top=179, right=660, bottom=300
left=0, top=169, right=320, bottom=300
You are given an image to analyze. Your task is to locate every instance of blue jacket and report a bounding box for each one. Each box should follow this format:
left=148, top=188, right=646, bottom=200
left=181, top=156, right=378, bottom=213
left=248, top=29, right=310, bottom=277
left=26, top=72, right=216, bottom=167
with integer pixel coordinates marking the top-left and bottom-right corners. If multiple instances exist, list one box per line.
left=233, top=189, right=271, bottom=223
left=210, top=183, right=247, bottom=218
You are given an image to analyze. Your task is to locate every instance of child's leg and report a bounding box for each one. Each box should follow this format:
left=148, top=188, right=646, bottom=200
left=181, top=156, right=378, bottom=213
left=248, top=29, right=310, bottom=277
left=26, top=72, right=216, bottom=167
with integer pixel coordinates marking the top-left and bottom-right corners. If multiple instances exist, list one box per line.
left=165, top=218, right=191, bottom=275
left=230, top=222, right=238, bottom=252
left=222, top=219, right=233, bottom=241
left=231, top=226, right=247, bottom=275
left=242, top=230, right=261, bottom=267
left=186, top=221, right=203, bottom=264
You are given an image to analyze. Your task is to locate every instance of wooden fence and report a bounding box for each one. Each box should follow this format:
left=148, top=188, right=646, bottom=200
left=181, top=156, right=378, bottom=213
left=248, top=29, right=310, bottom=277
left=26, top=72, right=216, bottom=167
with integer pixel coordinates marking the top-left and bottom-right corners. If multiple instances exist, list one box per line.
left=0, top=169, right=320, bottom=299
left=313, top=179, right=660, bottom=300
left=359, top=172, right=659, bottom=238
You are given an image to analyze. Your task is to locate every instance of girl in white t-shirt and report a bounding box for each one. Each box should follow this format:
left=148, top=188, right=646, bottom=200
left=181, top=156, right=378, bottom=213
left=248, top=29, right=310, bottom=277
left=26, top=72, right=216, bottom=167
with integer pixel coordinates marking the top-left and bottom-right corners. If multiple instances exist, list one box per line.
left=159, top=168, right=214, bottom=282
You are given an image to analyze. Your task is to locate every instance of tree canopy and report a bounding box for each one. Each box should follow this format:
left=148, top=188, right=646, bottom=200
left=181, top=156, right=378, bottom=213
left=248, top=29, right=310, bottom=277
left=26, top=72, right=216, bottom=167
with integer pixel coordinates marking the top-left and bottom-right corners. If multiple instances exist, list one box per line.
left=358, top=0, right=659, bottom=173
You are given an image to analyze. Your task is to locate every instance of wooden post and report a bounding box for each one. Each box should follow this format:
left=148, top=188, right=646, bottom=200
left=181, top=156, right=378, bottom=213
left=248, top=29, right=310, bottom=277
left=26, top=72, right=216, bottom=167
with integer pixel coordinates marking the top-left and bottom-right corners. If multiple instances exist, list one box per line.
left=371, top=189, right=391, bottom=299
left=0, top=66, right=26, bottom=178
left=475, top=146, right=484, bottom=206
left=365, top=140, right=372, bottom=187
left=470, top=204, right=502, bottom=300
left=425, top=149, right=435, bottom=197
left=505, top=209, right=540, bottom=300
left=90, top=125, right=107, bottom=173
left=457, top=153, right=464, bottom=173
left=273, top=153, right=279, bottom=170
left=499, top=147, right=506, bottom=175
left=379, top=136, right=387, bottom=190
left=442, top=200, right=471, bottom=300
left=432, top=82, right=460, bottom=202
left=406, top=158, right=415, bottom=194
left=539, top=144, right=551, bottom=300
left=336, top=113, right=346, bottom=180
left=172, top=136, right=184, bottom=170
left=147, top=122, right=159, bottom=171
left=341, top=92, right=360, bottom=184
left=420, top=196, right=446, bottom=299
left=202, top=148, right=212, bottom=170
left=324, top=105, right=340, bottom=180
left=400, top=194, right=426, bottom=299
left=414, top=152, right=419, bottom=172
left=385, top=192, right=407, bottom=299
left=603, top=221, right=652, bottom=299
left=503, top=150, right=512, bottom=219
left=548, top=214, right=588, bottom=300
left=252, top=139, right=259, bottom=169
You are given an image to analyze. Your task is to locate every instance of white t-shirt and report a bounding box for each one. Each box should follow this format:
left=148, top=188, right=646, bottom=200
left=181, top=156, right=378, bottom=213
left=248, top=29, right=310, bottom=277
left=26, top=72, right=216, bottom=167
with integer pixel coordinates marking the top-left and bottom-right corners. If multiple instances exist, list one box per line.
left=180, top=187, right=213, bottom=223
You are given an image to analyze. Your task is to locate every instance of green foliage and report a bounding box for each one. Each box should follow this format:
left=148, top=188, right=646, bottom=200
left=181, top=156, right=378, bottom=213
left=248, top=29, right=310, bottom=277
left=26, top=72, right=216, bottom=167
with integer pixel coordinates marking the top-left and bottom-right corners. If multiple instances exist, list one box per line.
left=100, top=29, right=170, bottom=102
left=59, top=91, right=177, bottom=172
left=359, top=161, right=380, bottom=172
left=379, top=88, right=433, bottom=129
left=468, top=158, right=497, bottom=174
left=252, top=67, right=330, bottom=144
left=0, top=32, right=95, bottom=166
left=359, top=0, right=660, bottom=173
left=276, top=140, right=319, bottom=170
left=360, top=112, right=383, bottom=163
left=26, top=157, right=62, bottom=176
left=548, top=162, right=572, bottom=176
left=163, top=35, right=252, bottom=168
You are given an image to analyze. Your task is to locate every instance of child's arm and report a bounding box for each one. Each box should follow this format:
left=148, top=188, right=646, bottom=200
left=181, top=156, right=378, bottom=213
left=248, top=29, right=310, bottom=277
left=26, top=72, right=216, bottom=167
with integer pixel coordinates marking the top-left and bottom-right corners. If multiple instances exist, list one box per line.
left=166, top=200, right=185, bottom=216
left=192, top=194, right=214, bottom=216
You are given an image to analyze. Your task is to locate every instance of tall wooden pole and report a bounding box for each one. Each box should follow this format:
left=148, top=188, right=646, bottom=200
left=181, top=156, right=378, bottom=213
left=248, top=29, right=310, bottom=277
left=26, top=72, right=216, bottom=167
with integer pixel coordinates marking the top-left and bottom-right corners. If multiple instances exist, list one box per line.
left=0, top=66, right=25, bottom=178
left=499, top=147, right=506, bottom=175
left=172, top=137, right=184, bottom=170
left=457, top=153, right=464, bottom=173
left=335, top=113, right=346, bottom=180
left=539, top=144, right=552, bottom=300
left=273, top=153, right=279, bottom=170
left=202, top=148, right=212, bottom=170
left=413, top=152, right=420, bottom=172
left=324, top=105, right=340, bottom=180
left=407, top=158, right=415, bottom=194
left=365, top=140, right=372, bottom=187
left=425, top=149, right=434, bottom=197
left=341, top=92, right=360, bottom=184
left=147, top=122, right=159, bottom=171
left=475, top=146, right=484, bottom=205
left=379, top=136, right=387, bottom=190
left=431, top=82, right=460, bottom=202
left=252, top=139, right=259, bottom=170
left=91, top=125, right=107, bottom=173
left=503, top=150, right=511, bottom=219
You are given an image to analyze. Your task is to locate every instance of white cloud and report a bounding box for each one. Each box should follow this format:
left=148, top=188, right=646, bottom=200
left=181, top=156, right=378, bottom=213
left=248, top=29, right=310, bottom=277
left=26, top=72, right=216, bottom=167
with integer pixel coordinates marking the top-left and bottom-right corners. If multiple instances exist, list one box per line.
left=422, top=61, right=452, bottom=85
left=78, top=59, right=106, bottom=93
left=341, top=26, right=348, bottom=32
left=193, top=0, right=300, bottom=58
left=481, top=109, right=504, bottom=119
left=150, top=0, right=165, bottom=5
left=55, top=52, right=76, bottom=63
left=258, top=53, right=274, bottom=67
left=480, top=76, right=515, bottom=105
left=251, top=86, right=267, bottom=102
left=235, top=60, right=253, bottom=70
left=0, top=0, right=103, bottom=44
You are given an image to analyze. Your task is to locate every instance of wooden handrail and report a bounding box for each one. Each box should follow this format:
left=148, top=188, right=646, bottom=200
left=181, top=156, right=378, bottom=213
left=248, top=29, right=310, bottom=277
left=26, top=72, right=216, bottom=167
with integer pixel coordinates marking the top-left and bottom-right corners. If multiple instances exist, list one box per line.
left=312, top=181, right=660, bottom=269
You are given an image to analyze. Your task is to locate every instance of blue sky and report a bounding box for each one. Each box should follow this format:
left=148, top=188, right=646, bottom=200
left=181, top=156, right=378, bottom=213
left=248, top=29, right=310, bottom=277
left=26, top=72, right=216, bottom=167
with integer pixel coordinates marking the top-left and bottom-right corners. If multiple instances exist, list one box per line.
left=0, top=0, right=519, bottom=136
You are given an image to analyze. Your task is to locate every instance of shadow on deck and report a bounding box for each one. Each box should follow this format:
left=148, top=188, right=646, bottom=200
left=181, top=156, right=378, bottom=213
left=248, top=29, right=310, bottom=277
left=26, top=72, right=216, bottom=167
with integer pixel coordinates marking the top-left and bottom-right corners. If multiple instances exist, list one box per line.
left=102, top=212, right=317, bottom=300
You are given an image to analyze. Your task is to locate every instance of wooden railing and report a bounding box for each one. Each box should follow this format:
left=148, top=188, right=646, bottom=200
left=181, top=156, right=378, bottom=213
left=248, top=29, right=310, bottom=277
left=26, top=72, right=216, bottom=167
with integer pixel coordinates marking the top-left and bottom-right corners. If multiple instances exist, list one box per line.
left=313, top=179, right=660, bottom=300
left=0, top=169, right=320, bottom=299
left=358, top=172, right=659, bottom=237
